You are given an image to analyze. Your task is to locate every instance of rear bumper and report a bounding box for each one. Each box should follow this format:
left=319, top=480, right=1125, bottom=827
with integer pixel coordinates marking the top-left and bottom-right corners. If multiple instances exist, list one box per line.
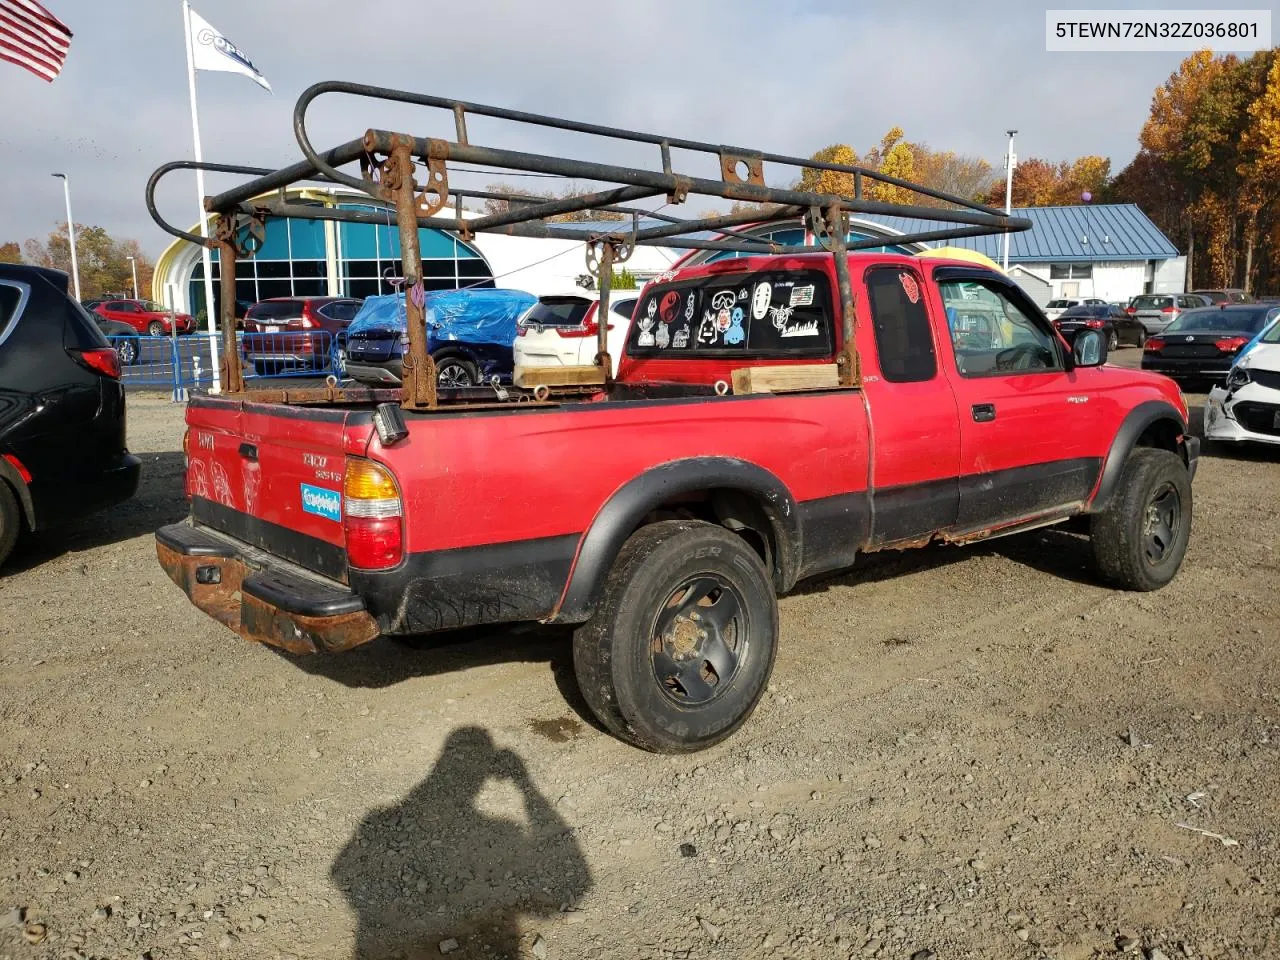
left=29, top=452, right=141, bottom=529
left=345, top=359, right=403, bottom=384
left=1141, top=357, right=1233, bottom=380
left=155, top=521, right=379, bottom=655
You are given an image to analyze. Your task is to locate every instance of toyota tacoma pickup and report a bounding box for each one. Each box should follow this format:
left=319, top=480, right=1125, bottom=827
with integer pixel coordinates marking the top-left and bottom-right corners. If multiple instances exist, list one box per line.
left=157, top=251, right=1198, bottom=752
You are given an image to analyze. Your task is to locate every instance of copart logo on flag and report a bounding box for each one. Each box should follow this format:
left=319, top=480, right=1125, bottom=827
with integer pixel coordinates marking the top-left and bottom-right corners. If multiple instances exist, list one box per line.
left=196, top=27, right=263, bottom=76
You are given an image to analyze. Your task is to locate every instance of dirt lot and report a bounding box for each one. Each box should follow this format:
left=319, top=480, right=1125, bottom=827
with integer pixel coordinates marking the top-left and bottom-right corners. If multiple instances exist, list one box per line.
left=2, top=361, right=1278, bottom=960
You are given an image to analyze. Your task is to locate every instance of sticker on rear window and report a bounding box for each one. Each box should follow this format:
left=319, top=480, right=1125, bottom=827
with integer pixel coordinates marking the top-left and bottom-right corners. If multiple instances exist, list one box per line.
left=300, top=483, right=342, bottom=523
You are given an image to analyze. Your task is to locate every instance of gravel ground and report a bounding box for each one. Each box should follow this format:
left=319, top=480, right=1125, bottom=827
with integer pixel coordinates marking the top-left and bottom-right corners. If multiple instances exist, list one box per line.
left=2, top=356, right=1278, bottom=960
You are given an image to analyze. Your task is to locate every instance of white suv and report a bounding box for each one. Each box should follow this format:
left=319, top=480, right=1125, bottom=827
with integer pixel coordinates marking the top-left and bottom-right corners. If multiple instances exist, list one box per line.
left=1044, top=297, right=1106, bottom=320
left=513, top=292, right=638, bottom=378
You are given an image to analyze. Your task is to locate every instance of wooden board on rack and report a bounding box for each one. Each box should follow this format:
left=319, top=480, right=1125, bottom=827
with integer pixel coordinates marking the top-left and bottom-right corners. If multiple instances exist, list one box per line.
left=731, top=364, right=840, bottom=394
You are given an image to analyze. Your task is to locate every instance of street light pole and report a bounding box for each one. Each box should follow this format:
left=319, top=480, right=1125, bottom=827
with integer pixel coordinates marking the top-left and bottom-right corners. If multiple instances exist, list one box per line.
left=51, top=173, right=81, bottom=300
left=1001, top=130, right=1017, bottom=272
left=127, top=255, right=139, bottom=299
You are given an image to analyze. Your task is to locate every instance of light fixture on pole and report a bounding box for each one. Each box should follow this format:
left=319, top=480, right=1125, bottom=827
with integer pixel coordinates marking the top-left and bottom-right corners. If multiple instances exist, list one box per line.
left=51, top=173, right=81, bottom=300
left=127, top=255, right=139, bottom=299
left=1001, top=131, right=1017, bottom=272
left=1081, top=190, right=1096, bottom=298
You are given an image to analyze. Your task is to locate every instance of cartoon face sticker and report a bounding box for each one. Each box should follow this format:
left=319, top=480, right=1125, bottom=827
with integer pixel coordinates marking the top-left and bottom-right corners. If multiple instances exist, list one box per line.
left=684, top=292, right=696, bottom=322
left=751, top=281, right=772, bottom=320
left=716, top=308, right=732, bottom=332
left=659, top=291, right=680, bottom=323
left=724, top=308, right=746, bottom=345
left=697, top=310, right=718, bottom=344
left=655, top=323, right=670, bottom=349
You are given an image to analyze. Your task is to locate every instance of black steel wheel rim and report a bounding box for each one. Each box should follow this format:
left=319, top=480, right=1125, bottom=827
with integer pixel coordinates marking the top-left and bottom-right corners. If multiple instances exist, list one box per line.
left=650, top=574, right=747, bottom=706
left=437, top=361, right=472, bottom=387
left=1143, top=481, right=1181, bottom=564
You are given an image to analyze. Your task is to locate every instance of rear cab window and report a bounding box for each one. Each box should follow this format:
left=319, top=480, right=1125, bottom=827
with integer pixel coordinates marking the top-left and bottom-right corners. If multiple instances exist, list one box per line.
left=865, top=267, right=936, bottom=382
left=523, top=298, right=593, bottom=329
left=627, top=270, right=833, bottom=358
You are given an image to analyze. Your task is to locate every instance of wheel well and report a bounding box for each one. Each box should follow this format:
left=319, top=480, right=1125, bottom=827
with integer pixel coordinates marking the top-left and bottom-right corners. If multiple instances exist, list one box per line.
left=1134, top=417, right=1186, bottom=465
left=0, top=475, right=30, bottom=534
left=629, top=488, right=780, bottom=588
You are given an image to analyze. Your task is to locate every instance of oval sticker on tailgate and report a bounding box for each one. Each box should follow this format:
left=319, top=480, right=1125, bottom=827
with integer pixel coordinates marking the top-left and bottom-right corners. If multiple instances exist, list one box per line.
left=300, top=483, right=342, bottom=522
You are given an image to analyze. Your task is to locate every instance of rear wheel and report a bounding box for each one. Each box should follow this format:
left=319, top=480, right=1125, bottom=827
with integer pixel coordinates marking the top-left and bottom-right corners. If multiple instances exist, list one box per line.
left=147, top=320, right=165, bottom=337
left=573, top=520, right=778, bottom=753
left=1107, top=330, right=1118, bottom=352
left=0, top=481, right=20, bottom=569
left=435, top=355, right=478, bottom=388
left=115, top=337, right=139, bottom=366
left=1090, top=448, right=1192, bottom=591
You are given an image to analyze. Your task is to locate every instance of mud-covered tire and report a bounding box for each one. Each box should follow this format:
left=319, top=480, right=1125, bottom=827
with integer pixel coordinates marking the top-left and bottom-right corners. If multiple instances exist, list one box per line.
left=1090, top=448, right=1192, bottom=591
left=572, top=520, right=778, bottom=753
left=0, top=480, right=20, bottom=569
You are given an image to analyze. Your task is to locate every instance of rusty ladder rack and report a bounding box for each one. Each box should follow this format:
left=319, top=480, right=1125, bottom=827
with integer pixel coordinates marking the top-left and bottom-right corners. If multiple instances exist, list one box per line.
left=146, top=79, right=1031, bottom=410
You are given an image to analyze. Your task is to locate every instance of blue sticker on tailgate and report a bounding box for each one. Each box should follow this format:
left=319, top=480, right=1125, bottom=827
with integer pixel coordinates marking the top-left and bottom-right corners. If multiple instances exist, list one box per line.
left=300, top=483, right=342, bottom=522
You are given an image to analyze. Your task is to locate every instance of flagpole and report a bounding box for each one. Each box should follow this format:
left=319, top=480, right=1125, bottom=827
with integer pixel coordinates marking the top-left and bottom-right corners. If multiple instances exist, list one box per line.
left=183, top=0, right=222, bottom=394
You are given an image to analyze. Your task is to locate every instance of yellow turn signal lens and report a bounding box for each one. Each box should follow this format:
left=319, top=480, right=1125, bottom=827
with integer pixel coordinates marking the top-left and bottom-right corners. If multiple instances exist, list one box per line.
left=344, top=458, right=400, bottom=501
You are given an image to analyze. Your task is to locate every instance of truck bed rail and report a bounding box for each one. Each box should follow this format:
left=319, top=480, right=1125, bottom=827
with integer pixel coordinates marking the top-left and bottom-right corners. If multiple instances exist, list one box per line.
left=147, top=80, right=1031, bottom=410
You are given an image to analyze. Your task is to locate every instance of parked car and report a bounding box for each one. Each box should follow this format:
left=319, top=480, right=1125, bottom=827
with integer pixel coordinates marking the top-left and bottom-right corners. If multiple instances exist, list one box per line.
left=94, top=298, right=194, bottom=336
left=512, top=291, right=639, bottom=380
left=90, top=315, right=143, bottom=366
left=1205, top=316, right=1280, bottom=447
left=1141, top=304, right=1280, bottom=384
left=160, top=251, right=1198, bottom=753
left=1043, top=297, right=1107, bottom=320
left=1126, top=293, right=1211, bottom=336
left=0, top=264, right=141, bottom=568
left=240, top=296, right=363, bottom=375
left=344, top=289, right=536, bottom=387
left=1053, top=303, right=1145, bottom=350
left=1191, top=288, right=1251, bottom=305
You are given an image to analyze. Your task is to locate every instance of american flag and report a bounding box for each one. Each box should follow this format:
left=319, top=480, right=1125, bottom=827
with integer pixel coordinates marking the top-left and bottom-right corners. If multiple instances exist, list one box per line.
left=0, top=0, right=71, bottom=83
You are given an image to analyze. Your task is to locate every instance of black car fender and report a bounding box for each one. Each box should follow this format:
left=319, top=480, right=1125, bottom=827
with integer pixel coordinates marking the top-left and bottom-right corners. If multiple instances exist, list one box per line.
left=552, top=457, right=801, bottom=623
left=0, top=453, right=36, bottom=529
left=1088, top=399, right=1191, bottom=513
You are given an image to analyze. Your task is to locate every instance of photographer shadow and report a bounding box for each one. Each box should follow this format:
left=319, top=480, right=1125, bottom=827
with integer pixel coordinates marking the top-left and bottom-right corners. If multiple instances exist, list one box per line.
left=331, top=726, right=591, bottom=959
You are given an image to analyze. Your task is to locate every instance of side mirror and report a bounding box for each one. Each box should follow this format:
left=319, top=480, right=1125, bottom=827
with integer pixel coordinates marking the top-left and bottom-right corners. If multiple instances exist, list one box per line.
left=1072, top=328, right=1107, bottom=367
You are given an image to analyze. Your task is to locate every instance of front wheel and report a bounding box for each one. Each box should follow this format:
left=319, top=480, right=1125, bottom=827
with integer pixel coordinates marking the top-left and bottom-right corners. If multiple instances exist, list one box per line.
left=116, top=338, right=139, bottom=366
left=572, top=520, right=778, bottom=753
left=1108, top=330, right=1119, bottom=352
left=0, top=480, right=20, bottom=568
left=435, top=356, right=478, bottom=388
left=1090, top=448, right=1192, bottom=591
left=147, top=320, right=165, bottom=337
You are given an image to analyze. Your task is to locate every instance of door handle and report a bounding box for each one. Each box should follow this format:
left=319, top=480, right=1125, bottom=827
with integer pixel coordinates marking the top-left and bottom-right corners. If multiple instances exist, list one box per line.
left=971, top=403, right=996, bottom=423
left=238, top=442, right=258, bottom=461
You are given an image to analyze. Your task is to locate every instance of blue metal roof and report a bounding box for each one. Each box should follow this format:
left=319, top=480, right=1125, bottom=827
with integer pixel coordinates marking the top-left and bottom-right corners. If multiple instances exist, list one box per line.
left=562, top=203, right=1178, bottom=263
left=860, top=203, right=1178, bottom=262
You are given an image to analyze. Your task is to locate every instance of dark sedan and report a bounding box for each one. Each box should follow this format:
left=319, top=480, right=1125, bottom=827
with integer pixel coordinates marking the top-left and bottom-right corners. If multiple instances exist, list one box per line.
left=1053, top=303, right=1145, bottom=350
left=1142, top=304, right=1280, bottom=384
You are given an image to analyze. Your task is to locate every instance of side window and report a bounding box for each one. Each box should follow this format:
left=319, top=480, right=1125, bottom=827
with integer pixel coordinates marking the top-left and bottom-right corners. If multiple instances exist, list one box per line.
left=865, top=267, right=936, bottom=383
left=112, top=301, right=135, bottom=313
left=0, top=283, right=24, bottom=342
left=938, top=277, right=1061, bottom=377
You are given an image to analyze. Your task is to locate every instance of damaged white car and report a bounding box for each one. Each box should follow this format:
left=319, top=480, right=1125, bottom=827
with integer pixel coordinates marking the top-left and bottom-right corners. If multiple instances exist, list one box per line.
left=1205, top=317, right=1280, bottom=447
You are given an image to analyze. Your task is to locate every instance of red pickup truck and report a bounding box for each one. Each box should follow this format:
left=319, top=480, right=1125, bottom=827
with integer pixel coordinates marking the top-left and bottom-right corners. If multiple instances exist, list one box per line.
left=158, top=251, right=1198, bottom=752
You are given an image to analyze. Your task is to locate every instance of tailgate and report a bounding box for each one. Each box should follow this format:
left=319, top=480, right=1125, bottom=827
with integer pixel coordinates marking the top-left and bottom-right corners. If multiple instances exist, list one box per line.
left=184, top=397, right=367, bottom=581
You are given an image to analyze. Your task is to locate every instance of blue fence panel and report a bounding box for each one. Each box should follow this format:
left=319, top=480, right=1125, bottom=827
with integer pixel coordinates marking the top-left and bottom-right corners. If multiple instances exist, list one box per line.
left=106, top=332, right=344, bottom=396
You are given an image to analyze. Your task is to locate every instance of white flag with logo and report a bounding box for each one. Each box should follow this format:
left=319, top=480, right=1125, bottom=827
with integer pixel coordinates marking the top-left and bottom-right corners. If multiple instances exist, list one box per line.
left=187, top=7, right=270, bottom=91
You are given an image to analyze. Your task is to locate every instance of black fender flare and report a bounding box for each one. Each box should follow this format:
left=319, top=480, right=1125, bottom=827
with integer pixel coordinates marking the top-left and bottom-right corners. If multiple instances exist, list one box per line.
left=553, top=457, right=801, bottom=623
left=0, top=455, right=36, bottom=530
left=1088, top=399, right=1188, bottom=513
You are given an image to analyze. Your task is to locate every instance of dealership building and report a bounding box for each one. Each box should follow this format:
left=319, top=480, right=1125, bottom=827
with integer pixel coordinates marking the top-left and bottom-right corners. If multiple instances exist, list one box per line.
left=152, top=188, right=1183, bottom=315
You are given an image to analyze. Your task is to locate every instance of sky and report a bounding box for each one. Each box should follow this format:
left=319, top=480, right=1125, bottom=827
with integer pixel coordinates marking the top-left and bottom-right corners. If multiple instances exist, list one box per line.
left=0, top=0, right=1230, bottom=259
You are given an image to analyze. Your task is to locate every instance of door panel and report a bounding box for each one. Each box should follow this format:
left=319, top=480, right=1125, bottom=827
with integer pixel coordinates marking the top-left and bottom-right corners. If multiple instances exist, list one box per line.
left=857, top=266, right=962, bottom=546
left=931, top=270, right=1102, bottom=530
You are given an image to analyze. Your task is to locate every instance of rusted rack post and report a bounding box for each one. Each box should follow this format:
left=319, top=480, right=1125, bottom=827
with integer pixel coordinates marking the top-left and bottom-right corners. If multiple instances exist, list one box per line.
left=213, top=220, right=244, bottom=394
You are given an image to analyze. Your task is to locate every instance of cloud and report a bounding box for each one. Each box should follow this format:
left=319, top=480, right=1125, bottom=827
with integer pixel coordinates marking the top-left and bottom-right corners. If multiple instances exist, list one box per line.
left=0, top=0, right=1194, bottom=257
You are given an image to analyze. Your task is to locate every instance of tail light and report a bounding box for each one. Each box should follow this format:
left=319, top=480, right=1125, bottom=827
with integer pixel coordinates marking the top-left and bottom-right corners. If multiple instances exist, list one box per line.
left=555, top=318, right=605, bottom=339
left=1144, top=338, right=1165, bottom=353
left=1214, top=336, right=1250, bottom=353
left=1085, top=318, right=1105, bottom=329
left=1160, top=305, right=1176, bottom=313
left=1125, top=306, right=1136, bottom=316
left=70, top=347, right=122, bottom=379
left=516, top=325, right=529, bottom=337
left=344, top=458, right=403, bottom=570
